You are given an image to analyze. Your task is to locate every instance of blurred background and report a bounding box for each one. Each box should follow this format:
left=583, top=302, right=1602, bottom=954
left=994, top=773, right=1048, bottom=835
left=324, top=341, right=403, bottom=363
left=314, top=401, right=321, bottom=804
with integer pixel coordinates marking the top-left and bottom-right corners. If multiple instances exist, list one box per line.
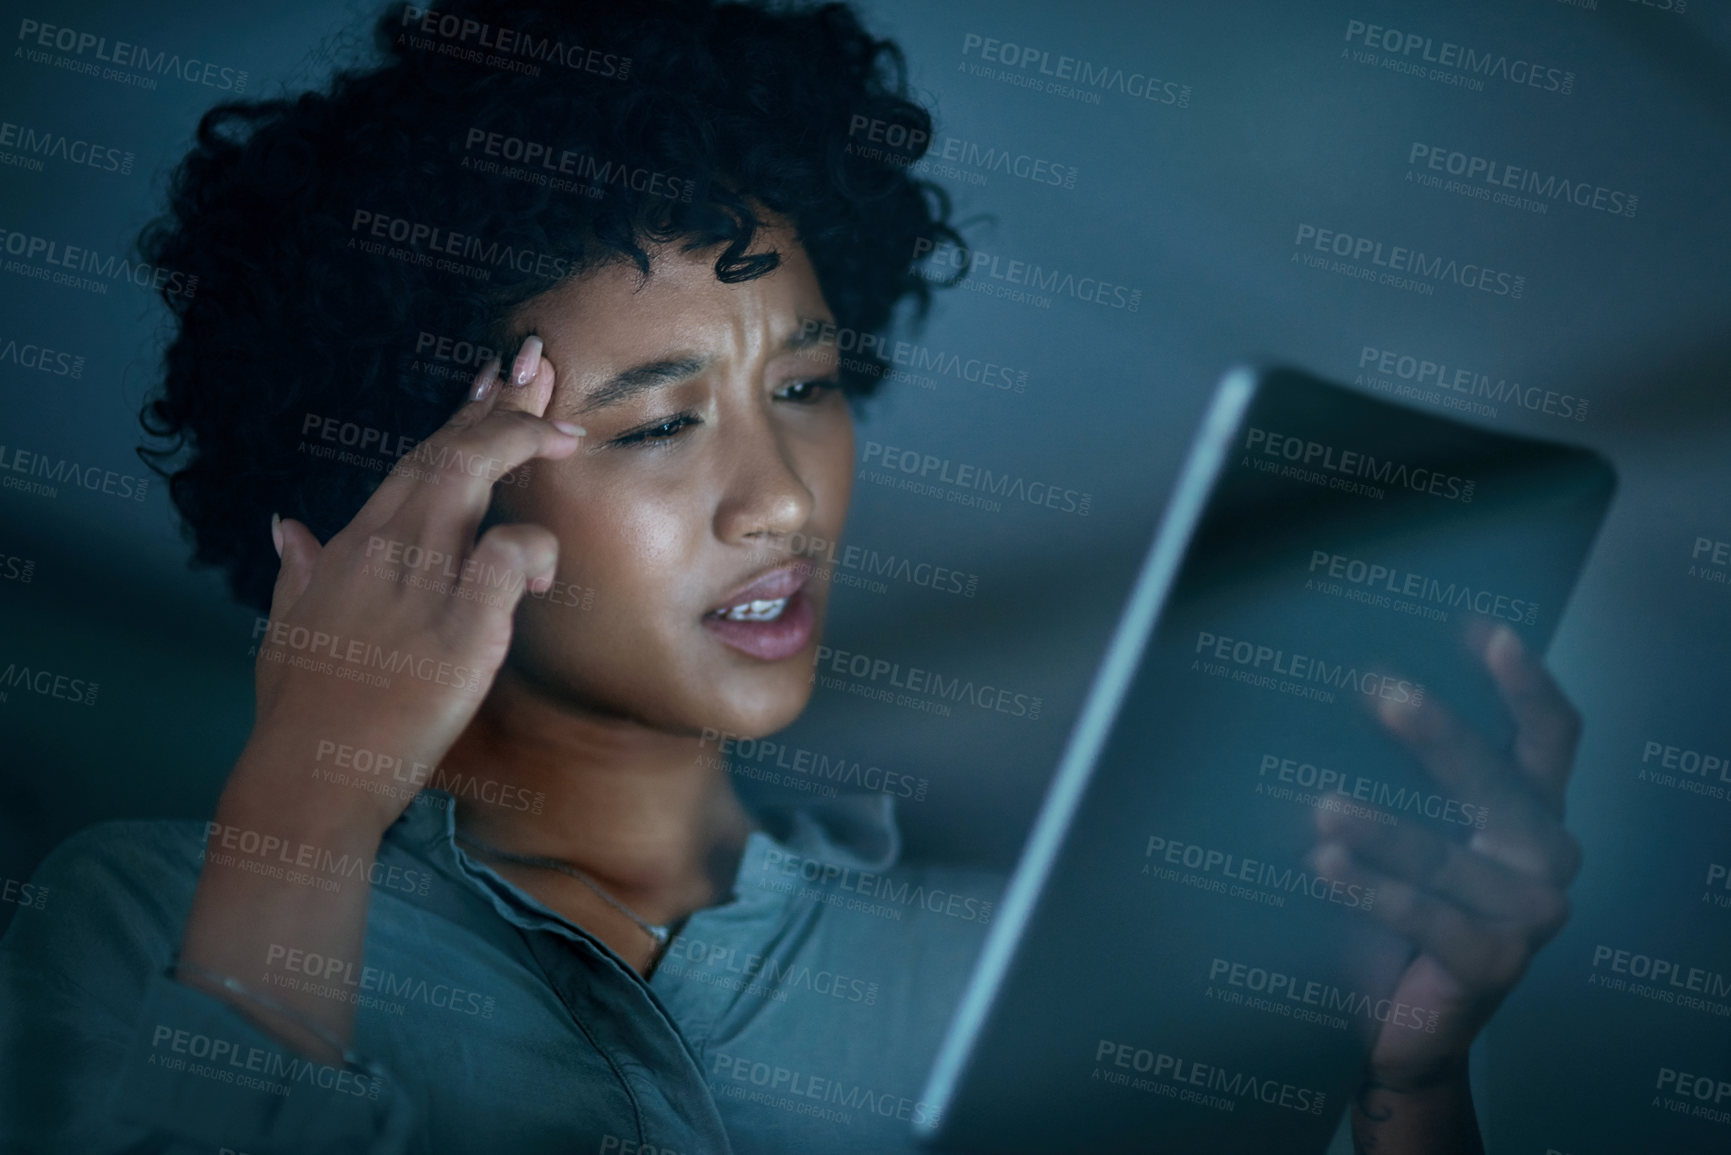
left=2, top=0, right=1729, bottom=1149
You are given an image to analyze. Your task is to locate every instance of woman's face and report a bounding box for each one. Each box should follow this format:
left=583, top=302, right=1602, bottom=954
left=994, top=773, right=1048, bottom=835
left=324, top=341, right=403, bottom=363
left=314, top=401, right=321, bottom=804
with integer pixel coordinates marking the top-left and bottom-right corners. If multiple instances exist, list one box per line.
left=497, top=219, right=853, bottom=739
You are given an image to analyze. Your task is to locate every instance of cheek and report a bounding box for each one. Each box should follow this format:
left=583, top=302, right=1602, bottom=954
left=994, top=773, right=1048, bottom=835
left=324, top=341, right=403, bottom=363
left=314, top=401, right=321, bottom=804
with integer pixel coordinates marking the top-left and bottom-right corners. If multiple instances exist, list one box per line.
left=549, top=474, right=697, bottom=605
left=804, top=408, right=856, bottom=526
left=505, top=468, right=709, bottom=695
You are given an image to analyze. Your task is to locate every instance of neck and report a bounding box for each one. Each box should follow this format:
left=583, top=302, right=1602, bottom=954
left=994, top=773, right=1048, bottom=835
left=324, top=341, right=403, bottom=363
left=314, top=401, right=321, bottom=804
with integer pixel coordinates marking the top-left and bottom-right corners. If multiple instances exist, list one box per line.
left=440, top=664, right=757, bottom=925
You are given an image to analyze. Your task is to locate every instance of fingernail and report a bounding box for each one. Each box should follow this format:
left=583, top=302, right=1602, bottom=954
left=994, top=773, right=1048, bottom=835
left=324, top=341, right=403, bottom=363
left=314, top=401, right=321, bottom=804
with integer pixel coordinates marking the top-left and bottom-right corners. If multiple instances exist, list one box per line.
left=551, top=419, right=585, bottom=436
left=471, top=358, right=500, bottom=402
left=1489, top=623, right=1521, bottom=666
left=270, top=512, right=283, bottom=558
left=1312, top=841, right=1349, bottom=876
left=512, top=335, right=543, bottom=387
left=1375, top=692, right=1423, bottom=735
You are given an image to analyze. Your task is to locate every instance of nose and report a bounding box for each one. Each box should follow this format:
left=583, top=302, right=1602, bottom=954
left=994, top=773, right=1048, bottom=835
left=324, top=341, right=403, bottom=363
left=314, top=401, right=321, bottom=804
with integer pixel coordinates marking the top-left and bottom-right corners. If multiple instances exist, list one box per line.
left=711, top=411, right=815, bottom=547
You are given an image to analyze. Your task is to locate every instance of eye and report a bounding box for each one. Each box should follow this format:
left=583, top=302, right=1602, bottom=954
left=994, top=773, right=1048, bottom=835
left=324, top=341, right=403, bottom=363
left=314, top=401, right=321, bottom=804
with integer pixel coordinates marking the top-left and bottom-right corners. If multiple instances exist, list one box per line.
left=612, top=412, right=701, bottom=446
left=776, top=377, right=841, bottom=403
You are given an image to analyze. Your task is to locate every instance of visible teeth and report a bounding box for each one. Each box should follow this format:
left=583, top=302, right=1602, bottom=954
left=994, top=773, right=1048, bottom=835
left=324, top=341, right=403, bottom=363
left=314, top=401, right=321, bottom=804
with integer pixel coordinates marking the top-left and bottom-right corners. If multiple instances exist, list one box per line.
left=720, top=596, right=787, bottom=622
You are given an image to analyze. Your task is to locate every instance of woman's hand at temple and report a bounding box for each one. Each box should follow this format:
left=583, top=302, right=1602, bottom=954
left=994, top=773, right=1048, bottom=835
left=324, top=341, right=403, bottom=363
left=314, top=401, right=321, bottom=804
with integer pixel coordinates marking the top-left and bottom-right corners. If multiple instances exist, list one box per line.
left=233, top=337, right=580, bottom=836
left=176, top=338, right=581, bottom=1062
left=1309, top=623, right=1583, bottom=1154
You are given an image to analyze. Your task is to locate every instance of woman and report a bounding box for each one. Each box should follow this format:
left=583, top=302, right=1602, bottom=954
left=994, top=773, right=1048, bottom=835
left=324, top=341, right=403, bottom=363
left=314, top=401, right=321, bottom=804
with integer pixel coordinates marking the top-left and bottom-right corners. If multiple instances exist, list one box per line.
left=0, top=0, right=1583, bottom=1152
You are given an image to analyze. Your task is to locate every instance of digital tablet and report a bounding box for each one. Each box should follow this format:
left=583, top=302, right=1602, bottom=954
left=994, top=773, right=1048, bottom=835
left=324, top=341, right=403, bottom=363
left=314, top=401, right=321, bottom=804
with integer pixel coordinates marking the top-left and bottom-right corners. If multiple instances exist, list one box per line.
left=915, top=365, right=1617, bottom=1154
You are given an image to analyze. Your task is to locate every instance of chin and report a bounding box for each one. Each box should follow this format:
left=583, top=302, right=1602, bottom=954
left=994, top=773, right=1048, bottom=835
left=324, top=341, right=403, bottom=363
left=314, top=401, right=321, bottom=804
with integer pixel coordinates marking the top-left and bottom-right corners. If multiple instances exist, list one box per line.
left=693, top=666, right=816, bottom=741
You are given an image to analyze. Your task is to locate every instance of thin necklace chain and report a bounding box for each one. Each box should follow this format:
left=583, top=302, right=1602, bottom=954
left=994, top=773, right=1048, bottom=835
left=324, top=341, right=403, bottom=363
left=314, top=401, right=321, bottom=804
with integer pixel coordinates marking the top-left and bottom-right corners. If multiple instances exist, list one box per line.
left=454, top=830, right=673, bottom=947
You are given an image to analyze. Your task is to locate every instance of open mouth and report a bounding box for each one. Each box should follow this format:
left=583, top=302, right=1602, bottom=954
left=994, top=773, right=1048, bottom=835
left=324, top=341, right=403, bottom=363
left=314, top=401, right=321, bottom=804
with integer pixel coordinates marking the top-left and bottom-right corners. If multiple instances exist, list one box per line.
left=708, top=596, right=790, bottom=623
left=700, top=562, right=816, bottom=661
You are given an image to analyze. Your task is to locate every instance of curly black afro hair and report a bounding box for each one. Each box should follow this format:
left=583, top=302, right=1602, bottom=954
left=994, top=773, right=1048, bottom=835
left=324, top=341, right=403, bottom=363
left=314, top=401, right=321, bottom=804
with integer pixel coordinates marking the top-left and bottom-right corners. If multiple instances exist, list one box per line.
left=138, top=0, right=964, bottom=613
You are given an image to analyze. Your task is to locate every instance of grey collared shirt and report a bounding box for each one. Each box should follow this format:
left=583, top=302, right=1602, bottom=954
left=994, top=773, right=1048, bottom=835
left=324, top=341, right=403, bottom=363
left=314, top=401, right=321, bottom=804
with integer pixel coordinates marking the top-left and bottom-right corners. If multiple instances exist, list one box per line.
left=0, top=789, right=1002, bottom=1154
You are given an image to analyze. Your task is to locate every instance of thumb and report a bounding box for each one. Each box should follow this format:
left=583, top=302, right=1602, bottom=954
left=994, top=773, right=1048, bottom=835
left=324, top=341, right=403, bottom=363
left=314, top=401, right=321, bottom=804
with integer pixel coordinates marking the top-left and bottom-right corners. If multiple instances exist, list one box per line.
left=267, top=513, right=320, bottom=616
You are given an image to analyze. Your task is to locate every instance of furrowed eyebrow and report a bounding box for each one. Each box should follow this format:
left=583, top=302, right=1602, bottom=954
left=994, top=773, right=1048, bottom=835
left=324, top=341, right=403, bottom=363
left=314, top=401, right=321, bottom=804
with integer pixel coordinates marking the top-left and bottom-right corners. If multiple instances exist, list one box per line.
left=572, top=318, right=836, bottom=412
left=784, top=318, right=832, bottom=353
left=575, top=355, right=709, bottom=413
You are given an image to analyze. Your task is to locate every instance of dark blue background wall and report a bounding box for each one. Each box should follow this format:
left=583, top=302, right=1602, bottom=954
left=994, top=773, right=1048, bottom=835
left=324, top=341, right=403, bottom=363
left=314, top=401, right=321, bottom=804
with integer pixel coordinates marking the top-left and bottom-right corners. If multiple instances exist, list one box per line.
left=3, top=1, right=1728, bottom=1150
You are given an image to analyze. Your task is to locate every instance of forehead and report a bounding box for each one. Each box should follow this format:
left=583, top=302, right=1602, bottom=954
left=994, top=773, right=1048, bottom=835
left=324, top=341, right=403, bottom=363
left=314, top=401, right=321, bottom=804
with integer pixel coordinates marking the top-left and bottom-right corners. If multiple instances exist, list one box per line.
left=512, top=222, right=830, bottom=361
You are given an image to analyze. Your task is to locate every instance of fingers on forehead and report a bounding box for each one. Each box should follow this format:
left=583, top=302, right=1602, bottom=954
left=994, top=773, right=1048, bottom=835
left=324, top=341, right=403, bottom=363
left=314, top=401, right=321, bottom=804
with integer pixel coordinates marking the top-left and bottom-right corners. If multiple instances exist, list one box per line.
left=494, top=351, right=557, bottom=418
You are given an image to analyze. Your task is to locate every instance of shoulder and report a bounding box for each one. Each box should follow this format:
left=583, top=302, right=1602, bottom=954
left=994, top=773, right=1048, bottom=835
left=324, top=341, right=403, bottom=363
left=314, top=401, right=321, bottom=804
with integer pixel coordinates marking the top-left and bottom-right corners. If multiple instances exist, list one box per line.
left=780, top=854, right=1006, bottom=951
left=747, top=794, right=1008, bottom=939
left=24, top=817, right=209, bottom=903
left=878, top=858, right=1006, bottom=928
left=1, top=818, right=209, bottom=988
